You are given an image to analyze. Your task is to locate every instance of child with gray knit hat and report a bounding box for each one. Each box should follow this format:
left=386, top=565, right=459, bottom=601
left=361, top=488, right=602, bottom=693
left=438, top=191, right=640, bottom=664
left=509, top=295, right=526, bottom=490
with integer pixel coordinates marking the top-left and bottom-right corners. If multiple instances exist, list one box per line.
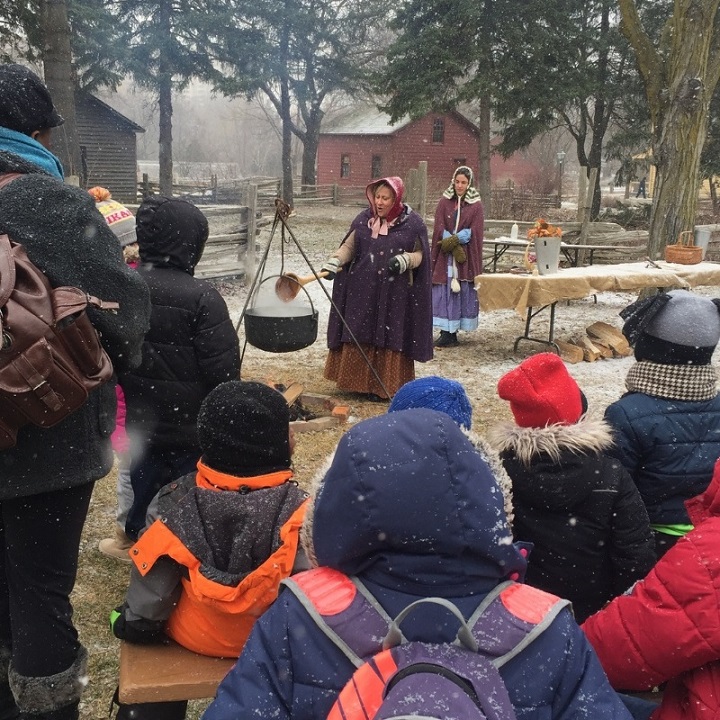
left=606, top=289, right=720, bottom=557
left=111, top=380, right=308, bottom=720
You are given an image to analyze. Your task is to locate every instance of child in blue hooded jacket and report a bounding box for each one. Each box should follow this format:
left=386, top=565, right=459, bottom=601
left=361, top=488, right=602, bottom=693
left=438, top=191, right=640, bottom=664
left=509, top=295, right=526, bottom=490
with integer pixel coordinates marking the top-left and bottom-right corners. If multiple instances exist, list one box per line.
left=203, top=409, right=633, bottom=720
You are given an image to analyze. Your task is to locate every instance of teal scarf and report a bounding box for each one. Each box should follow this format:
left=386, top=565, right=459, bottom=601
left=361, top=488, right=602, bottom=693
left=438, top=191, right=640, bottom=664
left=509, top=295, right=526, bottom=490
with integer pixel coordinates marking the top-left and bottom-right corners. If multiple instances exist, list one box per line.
left=0, top=127, right=64, bottom=180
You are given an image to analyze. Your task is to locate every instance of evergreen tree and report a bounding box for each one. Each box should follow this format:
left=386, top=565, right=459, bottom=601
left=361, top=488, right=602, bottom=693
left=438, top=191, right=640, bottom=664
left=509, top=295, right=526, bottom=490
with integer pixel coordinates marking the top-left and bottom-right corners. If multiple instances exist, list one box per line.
left=374, top=0, right=496, bottom=201
left=0, top=0, right=128, bottom=181
left=42, top=0, right=83, bottom=180
left=376, top=0, right=641, bottom=218
left=110, top=0, right=221, bottom=195
left=215, top=0, right=384, bottom=201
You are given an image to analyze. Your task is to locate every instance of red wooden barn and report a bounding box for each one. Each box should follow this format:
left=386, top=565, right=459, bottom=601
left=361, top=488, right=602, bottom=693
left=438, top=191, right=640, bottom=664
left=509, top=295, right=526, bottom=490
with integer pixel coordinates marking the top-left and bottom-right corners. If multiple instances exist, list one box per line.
left=317, top=108, right=540, bottom=191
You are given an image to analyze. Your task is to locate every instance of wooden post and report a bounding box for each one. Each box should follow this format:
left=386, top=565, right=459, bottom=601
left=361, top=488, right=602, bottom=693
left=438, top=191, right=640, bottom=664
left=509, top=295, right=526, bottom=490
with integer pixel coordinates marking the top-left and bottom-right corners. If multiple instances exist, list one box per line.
left=142, top=173, right=151, bottom=197
left=417, top=161, right=428, bottom=218
left=332, top=184, right=339, bottom=206
left=406, top=168, right=418, bottom=208
left=243, top=184, right=258, bottom=284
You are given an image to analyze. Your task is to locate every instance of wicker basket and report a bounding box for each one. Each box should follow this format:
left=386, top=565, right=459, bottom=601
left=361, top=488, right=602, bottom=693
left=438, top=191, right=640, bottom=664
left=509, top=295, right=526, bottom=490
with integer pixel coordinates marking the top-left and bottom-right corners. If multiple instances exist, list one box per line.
left=665, top=230, right=703, bottom=265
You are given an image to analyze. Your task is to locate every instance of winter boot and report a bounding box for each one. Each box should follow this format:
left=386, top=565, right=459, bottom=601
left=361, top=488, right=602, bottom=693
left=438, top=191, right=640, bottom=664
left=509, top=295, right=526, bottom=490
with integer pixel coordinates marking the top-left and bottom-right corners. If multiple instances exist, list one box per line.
left=0, top=647, right=19, bottom=719
left=434, top=331, right=458, bottom=348
left=113, top=698, right=188, bottom=720
left=10, top=648, right=85, bottom=720
left=18, top=702, right=78, bottom=720
left=98, top=526, right=133, bottom=563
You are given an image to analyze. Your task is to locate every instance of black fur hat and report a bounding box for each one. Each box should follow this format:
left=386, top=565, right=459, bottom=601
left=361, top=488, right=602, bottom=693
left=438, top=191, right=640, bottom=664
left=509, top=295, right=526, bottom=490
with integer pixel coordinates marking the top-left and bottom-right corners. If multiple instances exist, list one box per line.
left=197, top=381, right=291, bottom=476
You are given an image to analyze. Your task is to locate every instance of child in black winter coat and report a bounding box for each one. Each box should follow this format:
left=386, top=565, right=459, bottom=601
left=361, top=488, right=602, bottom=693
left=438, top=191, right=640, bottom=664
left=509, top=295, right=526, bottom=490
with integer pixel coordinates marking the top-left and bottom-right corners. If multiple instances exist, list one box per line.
left=111, top=380, right=308, bottom=720
left=488, top=353, right=655, bottom=622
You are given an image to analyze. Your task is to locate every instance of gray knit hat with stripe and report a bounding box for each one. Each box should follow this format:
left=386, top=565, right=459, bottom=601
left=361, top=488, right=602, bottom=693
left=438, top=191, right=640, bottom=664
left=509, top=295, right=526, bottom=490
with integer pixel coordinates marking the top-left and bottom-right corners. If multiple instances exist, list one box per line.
left=624, top=290, right=720, bottom=365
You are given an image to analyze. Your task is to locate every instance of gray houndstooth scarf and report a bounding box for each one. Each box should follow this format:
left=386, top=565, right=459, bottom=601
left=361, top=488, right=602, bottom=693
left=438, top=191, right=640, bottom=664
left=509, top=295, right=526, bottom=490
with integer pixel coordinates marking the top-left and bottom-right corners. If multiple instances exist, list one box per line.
left=626, top=361, right=718, bottom=401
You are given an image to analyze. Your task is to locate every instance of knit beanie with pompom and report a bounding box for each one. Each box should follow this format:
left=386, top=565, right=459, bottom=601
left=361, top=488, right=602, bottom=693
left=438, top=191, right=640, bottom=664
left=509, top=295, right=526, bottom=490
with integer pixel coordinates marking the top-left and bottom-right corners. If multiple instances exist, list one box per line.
left=389, top=376, right=472, bottom=430
left=89, top=186, right=137, bottom=248
left=197, top=381, right=291, bottom=477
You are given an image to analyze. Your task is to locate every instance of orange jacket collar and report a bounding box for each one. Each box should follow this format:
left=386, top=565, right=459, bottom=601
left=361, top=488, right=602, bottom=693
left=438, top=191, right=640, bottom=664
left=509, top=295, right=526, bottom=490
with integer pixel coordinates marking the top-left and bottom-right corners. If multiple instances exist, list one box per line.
left=195, top=460, right=293, bottom=491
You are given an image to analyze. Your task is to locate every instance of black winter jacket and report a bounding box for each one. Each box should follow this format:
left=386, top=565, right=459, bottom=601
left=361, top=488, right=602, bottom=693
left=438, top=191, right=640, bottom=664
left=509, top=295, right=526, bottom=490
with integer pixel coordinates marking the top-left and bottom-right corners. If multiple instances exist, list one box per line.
left=121, top=199, right=240, bottom=450
left=488, top=417, right=655, bottom=622
left=0, top=151, right=151, bottom=499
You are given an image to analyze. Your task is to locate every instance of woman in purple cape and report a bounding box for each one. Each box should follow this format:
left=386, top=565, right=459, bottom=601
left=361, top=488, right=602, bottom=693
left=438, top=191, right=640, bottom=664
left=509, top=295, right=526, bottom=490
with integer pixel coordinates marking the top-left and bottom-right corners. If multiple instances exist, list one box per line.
left=321, top=176, right=432, bottom=401
left=431, top=166, right=484, bottom=348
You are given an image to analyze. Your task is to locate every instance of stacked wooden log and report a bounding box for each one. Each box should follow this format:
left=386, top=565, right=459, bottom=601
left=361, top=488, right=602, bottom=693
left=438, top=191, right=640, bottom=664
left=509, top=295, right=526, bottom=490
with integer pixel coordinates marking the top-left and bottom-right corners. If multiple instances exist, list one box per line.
left=556, top=322, right=633, bottom=364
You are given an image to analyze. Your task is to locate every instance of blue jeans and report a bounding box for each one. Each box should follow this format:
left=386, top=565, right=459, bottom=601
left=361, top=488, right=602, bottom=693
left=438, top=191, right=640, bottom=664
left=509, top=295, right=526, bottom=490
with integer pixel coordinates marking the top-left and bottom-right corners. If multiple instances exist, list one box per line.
left=126, top=446, right=198, bottom=540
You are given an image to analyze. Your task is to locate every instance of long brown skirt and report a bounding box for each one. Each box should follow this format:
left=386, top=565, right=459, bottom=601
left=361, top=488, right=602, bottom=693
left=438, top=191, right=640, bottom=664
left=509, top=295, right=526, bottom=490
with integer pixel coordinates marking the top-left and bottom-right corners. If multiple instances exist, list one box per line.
left=324, top=343, right=415, bottom=399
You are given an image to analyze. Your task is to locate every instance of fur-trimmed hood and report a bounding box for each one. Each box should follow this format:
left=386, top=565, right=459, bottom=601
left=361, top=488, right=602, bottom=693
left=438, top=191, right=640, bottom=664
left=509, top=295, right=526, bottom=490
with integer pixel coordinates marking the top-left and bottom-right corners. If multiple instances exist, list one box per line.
left=301, top=429, right=516, bottom=568
left=487, top=415, right=614, bottom=468
left=300, top=409, right=527, bottom=595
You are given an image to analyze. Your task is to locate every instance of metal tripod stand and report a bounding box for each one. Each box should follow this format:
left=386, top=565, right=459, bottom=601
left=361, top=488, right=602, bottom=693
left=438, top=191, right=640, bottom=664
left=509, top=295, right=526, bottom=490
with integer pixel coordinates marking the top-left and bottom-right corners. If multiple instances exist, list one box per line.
left=236, top=200, right=390, bottom=398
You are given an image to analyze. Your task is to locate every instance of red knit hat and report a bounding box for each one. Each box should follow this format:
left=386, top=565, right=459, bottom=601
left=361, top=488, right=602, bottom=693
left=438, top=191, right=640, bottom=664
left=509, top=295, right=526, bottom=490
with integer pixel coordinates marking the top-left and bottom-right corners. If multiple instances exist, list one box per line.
left=497, top=353, right=583, bottom=428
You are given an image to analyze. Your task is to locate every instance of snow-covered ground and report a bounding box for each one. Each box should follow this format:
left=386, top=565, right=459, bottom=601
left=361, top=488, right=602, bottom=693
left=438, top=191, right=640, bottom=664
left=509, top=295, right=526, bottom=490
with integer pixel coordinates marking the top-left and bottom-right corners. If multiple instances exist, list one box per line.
left=212, top=204, right=720, bottom=436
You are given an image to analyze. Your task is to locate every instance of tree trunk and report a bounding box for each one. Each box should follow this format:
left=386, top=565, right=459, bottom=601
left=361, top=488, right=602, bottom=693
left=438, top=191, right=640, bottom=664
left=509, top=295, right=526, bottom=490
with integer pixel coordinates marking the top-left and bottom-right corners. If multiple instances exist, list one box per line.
left=619, top=0, right=720, bottom=258
left=648, top=87, right=710, bottom=257
left=279, top=25, right=294, bottom=205
left=157, top=0, right=174, bottom=196
left=586, top=1, right=612, bottom=220
left=158, top=74, right=174, bottom=196
left=42, top=0, right=83, bottom=182
left=476, top=97, right=492, bottom=208
left=301, top=106, right=323, bottom=189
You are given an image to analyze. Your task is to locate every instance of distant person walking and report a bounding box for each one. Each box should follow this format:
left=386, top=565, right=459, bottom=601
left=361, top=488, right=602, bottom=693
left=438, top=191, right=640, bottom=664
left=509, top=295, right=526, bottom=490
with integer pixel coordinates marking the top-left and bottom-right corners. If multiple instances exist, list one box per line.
left=636, top=176, right=646, bottom=198
left=430, top=166, right=484, bottom=348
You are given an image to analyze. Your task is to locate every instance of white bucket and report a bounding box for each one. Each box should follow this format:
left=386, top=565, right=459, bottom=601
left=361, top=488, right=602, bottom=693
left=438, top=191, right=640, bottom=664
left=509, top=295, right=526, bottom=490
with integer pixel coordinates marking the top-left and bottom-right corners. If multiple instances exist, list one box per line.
left=694, top=228, right=711, bottom=260
left=535, top=236, right=562, bottom=275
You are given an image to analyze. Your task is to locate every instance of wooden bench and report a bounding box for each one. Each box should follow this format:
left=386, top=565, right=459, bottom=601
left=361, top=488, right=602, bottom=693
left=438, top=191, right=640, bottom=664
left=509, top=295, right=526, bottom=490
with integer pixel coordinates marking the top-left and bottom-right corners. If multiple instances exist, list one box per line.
left=119, top=640, right=235, bottom=703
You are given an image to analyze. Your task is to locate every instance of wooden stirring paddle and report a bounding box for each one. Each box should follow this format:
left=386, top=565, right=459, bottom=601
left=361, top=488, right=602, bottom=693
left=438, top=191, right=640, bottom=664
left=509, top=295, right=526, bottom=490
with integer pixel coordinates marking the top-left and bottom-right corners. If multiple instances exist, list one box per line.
left=275, top=271, right=330, bottom=302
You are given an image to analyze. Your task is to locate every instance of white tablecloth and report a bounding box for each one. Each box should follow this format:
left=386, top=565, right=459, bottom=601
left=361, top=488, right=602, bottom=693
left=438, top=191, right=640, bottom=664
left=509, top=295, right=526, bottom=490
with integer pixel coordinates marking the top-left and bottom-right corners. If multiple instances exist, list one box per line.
left=475, top=261, right=720, bottom=315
